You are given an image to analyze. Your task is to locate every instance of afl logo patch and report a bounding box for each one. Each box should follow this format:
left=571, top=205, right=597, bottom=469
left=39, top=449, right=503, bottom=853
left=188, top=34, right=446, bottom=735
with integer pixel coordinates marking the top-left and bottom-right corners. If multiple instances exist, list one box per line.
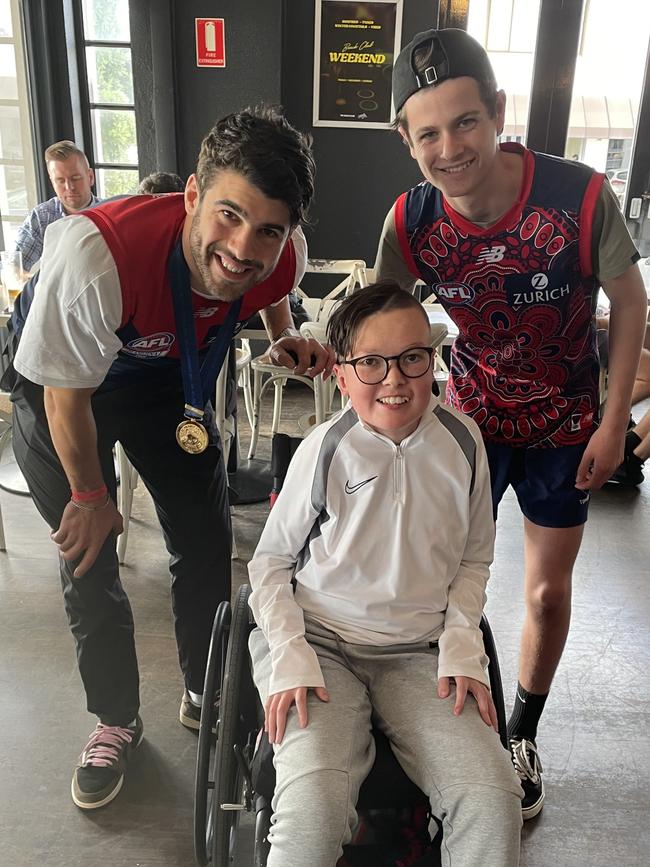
left=434, top=282, right=474, bottom=302
left=123, top=332, right=175, bottom=358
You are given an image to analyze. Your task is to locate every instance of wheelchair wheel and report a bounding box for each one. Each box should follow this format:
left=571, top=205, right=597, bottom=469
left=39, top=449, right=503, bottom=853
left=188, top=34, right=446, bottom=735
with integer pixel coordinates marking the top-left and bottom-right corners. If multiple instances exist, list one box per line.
left=211, top=584, right=253, bottom=866
left=194, top=600, right=231, bottom=866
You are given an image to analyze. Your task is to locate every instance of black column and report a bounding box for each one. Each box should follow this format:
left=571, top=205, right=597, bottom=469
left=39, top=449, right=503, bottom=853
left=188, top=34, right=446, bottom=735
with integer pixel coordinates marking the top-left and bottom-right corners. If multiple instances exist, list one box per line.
left=130, top=0, right=178, bottom=178
left=526, top=0, right=584, bottom=156
left=625, top=35, right=650, bottom=253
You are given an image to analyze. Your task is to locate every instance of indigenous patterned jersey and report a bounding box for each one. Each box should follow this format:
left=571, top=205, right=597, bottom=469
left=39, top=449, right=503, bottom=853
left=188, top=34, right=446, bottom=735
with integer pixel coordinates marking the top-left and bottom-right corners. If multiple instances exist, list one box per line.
left=394, top=144, right=605, bottom=447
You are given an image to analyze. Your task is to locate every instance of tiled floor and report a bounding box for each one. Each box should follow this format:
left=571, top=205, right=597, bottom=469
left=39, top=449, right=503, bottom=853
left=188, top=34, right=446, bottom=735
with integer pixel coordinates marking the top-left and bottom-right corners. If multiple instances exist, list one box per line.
left=0, top=386, right=648, bottom=867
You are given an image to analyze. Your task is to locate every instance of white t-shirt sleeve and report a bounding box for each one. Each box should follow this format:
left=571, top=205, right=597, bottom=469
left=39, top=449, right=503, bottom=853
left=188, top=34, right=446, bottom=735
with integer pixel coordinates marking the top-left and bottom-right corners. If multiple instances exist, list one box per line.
left=268, top=225, right=308, bottom=306
left=14, top=216, right=124, bottom=389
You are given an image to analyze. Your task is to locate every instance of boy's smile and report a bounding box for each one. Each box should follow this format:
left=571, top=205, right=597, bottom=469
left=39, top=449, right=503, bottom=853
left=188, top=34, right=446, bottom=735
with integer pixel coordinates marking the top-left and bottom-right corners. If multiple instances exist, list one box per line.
left=334, top=307, right=433, bottom=444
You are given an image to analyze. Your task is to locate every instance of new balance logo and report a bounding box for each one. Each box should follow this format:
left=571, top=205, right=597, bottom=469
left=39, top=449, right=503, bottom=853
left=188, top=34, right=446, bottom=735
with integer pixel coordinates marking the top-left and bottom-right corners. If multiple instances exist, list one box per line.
left=344, top=476, right=377, bottom=494
left=477, top=244, right=506, bottom=263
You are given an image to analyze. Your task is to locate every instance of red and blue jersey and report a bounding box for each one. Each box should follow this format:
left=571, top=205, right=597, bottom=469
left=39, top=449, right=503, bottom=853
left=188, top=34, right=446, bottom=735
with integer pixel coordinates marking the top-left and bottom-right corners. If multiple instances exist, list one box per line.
left=83, top=194, right=296, bottom=385
left=395, top=144, right=605, bottom=447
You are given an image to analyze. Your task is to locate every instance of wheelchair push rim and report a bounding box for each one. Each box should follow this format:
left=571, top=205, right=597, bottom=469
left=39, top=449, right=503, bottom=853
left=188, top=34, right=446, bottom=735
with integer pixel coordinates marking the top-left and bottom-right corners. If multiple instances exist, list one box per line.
left=194, top=599, right=231, bottom=866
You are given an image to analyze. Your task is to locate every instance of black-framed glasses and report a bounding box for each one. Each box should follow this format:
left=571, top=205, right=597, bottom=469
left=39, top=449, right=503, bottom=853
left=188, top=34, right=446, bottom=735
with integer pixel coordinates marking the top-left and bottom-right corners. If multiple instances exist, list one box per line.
left=343, top=347, right=434, bottom=385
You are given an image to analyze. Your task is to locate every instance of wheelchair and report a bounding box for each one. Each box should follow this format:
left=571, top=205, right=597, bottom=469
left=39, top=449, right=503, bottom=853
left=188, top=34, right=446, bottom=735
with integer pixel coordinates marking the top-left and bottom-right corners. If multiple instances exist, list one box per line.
left=194, top=436, right=509, bottom=867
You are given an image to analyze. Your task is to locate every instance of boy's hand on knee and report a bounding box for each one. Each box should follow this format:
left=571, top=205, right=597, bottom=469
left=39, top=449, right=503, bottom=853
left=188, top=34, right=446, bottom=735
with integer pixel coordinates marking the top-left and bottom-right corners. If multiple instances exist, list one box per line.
left=438, top=676, right=498, bottom=731
left=265, top=686, right=329, bottom=744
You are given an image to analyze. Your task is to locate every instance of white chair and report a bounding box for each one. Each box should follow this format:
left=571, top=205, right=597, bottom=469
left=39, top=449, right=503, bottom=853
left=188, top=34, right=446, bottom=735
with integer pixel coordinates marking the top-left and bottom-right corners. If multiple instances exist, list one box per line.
left=247, top=259, right=367, bottom=458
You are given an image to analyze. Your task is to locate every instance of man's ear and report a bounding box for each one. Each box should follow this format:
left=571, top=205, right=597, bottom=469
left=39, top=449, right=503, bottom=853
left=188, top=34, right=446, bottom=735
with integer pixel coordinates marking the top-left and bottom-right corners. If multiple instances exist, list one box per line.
left=495, top=89, right=507, bottom=136
left=88, top=168, right=95, bottom=187
left=398, top=126, right=416, bottom=160
left=333, top=363, right=350, bottom=398
left=184, top=173, right=200, bottom=215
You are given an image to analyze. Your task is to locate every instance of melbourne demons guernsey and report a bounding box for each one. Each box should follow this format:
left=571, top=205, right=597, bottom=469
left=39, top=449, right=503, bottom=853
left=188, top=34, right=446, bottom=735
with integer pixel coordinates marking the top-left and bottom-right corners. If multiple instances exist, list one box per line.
left=394, top=144, right=605, bottom=448
left=82, top=194, right=297, bottom=388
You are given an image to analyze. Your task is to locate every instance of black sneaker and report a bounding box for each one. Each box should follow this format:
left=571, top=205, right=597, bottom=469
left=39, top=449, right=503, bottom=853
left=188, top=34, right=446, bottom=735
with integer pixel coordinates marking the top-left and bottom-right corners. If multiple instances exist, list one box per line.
left=510, top=737, right=545, bottom=820
left=179, top=689, right=219, bottom=733
left=609, top=453, right=644, bottom=486
left=71, top=716, right=143, bottom=810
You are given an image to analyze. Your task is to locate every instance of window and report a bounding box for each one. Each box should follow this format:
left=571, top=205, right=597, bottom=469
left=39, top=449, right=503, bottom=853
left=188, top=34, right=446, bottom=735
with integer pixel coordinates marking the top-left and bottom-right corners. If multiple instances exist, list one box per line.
left=79, top=0, right=138, bottom=197
left=0, top=0, right=37, bottom=249
left=467, top=0, right=541, bottom=144
left=564, top=0, right=650, bottom=207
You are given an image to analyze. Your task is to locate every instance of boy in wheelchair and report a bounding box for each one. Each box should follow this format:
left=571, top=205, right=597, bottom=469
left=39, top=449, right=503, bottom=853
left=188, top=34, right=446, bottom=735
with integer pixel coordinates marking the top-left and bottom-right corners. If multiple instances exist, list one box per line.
left=248, top=282, right=522, bottom=866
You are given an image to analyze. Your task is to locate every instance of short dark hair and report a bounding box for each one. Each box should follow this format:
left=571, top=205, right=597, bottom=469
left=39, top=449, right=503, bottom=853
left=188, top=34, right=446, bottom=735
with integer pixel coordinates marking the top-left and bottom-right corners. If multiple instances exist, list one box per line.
left=138, top=171, right=185, bottom=194
left=393, top=35, right=498, bottom=135
left=327, top=281, right=430, bottom=360
left=195, top=105, right=315, bottom=226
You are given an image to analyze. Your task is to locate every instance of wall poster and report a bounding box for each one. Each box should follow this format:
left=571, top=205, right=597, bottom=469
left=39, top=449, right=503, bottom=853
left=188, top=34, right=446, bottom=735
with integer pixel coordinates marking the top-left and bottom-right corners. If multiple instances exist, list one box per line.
left=313, top=1, right=403, bottom=129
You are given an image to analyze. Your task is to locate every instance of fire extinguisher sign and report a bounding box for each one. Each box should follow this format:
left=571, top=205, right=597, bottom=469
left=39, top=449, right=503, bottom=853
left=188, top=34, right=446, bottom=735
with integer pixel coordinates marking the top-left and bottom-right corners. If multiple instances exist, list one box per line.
left=196, top=18, right=225, bottom=68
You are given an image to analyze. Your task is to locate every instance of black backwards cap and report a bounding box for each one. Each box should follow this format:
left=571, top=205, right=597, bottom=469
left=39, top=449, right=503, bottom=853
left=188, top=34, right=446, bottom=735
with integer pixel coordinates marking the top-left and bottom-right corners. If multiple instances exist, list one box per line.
left=392, top=28, right=497, bottom=115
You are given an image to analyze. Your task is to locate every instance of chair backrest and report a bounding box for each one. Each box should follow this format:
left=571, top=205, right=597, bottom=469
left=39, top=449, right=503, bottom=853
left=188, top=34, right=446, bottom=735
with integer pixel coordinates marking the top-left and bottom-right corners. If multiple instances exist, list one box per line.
left=429, top=322, right=448, bottom=350
left=305, top=258, right=367, bottom=296
left=294, top=259, right=367, bottom=323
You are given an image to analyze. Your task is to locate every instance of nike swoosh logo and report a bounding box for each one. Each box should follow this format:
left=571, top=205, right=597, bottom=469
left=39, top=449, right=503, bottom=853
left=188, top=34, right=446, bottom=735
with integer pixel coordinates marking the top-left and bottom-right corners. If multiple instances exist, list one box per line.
left=345, top=476, right=378, bottom=495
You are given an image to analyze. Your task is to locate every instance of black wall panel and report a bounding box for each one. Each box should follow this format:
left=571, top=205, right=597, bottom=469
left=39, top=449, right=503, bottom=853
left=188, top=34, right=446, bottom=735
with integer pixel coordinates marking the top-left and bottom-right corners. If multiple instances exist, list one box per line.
left=280, top=0, right=438, bottom=265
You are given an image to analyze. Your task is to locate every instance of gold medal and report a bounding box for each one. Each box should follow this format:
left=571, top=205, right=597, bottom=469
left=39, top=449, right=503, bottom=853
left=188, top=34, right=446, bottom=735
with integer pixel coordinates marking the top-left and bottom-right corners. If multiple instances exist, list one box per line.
left=176, top=419, right=209, bottom=454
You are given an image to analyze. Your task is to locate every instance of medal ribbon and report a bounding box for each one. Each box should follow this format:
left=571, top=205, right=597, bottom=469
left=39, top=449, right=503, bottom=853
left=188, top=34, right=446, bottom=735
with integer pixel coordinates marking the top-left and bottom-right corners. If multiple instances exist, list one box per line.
left=168, top=239, right=242, bottom=420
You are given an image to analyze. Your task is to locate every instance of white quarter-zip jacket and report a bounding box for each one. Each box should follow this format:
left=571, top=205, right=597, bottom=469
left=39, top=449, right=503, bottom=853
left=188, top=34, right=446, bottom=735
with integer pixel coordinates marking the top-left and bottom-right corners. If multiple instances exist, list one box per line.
left=248, top=396, right=495, bottom=695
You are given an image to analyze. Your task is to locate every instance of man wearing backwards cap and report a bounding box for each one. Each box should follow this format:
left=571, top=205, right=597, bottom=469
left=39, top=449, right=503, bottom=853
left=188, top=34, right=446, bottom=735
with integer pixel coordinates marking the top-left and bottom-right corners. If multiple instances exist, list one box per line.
left=376, top=28, right=646, bottom=819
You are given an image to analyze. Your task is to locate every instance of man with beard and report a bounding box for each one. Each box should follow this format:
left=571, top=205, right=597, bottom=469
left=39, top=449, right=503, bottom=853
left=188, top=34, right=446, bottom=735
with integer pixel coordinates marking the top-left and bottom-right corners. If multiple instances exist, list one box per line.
left=11, top=107, right=332, bottom=810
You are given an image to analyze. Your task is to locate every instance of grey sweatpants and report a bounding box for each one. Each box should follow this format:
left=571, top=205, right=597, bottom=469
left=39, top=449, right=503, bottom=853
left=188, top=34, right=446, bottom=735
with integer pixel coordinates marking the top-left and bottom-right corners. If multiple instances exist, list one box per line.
left=250, top=622, right=522, bottom=867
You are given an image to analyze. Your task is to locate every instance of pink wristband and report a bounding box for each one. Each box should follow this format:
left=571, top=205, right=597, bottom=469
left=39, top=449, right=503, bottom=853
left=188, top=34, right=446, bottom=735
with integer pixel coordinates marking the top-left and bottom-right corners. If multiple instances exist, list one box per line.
left=71, top=485, right=108, bottom=503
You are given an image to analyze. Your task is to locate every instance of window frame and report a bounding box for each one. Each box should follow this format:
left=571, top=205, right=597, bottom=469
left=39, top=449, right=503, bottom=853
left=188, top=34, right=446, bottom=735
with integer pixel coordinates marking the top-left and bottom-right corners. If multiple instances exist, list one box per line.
left=71, top=0, right=139, bottom=197
left=0, top=0, right=38, bottom=249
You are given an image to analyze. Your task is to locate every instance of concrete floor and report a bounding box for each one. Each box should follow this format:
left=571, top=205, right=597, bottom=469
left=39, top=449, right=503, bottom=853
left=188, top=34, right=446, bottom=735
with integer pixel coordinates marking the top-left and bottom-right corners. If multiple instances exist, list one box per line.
left=0, top=386, right=648, bottom=867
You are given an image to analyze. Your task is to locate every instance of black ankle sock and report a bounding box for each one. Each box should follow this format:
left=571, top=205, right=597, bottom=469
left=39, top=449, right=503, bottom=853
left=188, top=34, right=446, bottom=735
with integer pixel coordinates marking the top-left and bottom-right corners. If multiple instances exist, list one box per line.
left=507, top=683, right=548, bottom=742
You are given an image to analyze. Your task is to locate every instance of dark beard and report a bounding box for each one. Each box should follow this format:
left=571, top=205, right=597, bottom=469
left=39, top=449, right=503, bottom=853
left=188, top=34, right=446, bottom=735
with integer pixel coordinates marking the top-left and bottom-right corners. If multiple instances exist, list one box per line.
left=189, top=217, right=262, bottom=301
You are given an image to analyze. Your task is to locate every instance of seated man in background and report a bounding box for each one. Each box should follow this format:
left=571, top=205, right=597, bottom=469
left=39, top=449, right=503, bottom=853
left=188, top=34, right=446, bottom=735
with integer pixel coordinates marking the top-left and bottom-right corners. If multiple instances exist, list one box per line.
left=14, top=140, right=100, bottom=272
left=614, top=406, right=650, bottom=484
left=137, top=171, right=185, bottom=194
left=597, top=311, right=650, bottom=485
left=248, top=282, right=522, bottom=867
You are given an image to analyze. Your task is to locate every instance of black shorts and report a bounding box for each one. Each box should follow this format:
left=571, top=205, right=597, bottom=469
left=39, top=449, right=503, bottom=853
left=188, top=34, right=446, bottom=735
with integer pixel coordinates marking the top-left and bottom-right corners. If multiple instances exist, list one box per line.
left=486, top=442, right=590, bottom=528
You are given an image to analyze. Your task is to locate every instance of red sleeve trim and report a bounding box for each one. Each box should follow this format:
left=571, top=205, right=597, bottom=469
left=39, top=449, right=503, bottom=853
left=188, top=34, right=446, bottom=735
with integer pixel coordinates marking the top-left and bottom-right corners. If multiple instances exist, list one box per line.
left=394, top=193, right=421, bottom=279
left=579, top=172, right=605, bottom=278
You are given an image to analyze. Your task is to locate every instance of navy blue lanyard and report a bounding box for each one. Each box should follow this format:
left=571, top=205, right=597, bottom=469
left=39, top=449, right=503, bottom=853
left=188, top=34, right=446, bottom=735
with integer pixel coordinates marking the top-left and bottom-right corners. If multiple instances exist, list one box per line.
left=168, top=239, right=242, bottom=418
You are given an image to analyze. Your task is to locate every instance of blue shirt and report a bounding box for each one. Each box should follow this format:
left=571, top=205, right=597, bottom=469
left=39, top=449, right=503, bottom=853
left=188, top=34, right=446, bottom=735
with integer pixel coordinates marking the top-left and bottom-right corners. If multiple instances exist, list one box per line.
left=14, top=193, right=101, bottom=271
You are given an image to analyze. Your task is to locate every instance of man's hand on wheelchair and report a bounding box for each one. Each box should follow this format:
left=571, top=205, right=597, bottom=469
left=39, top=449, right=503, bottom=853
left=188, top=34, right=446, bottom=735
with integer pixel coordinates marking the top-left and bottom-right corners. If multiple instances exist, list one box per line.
left=438, top=676, right=498, bottom=731
left=265, top=686, right=330, bottom=744
left=269, top=335, right=336, bottom=379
